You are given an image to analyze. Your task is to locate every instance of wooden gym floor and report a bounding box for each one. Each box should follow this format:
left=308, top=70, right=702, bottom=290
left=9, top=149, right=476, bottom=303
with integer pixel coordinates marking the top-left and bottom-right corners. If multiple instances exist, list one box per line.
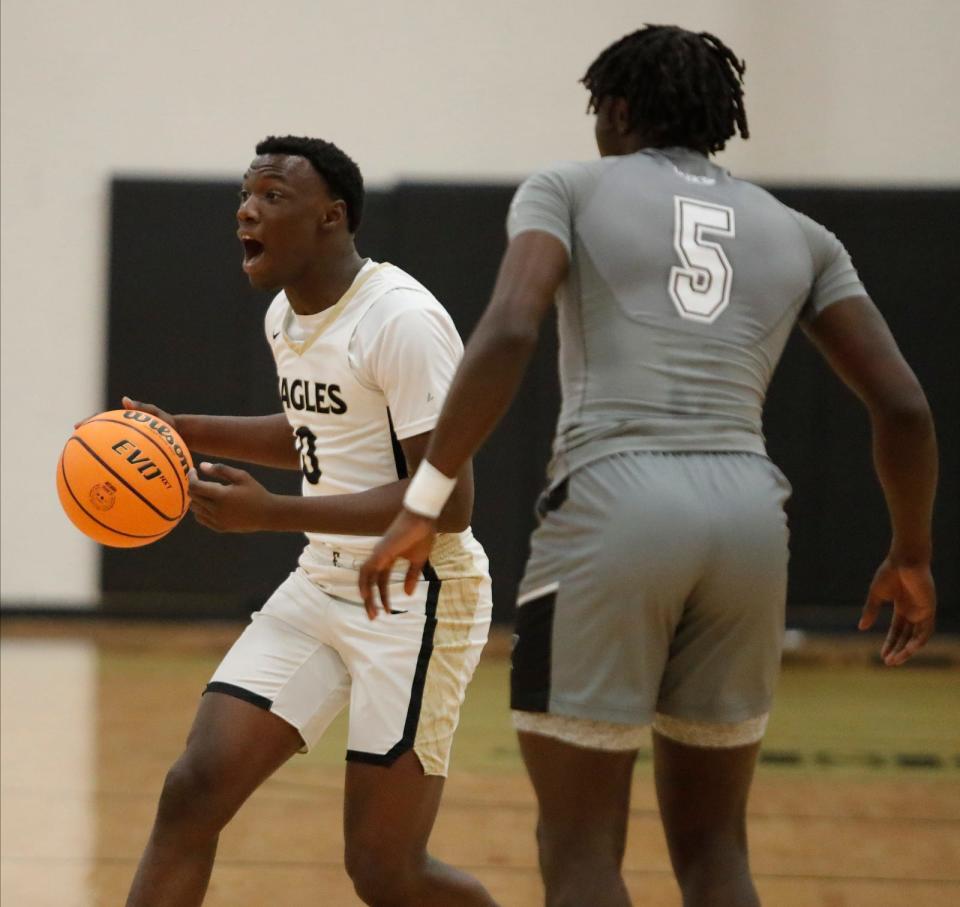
left=2, top=617, right=958, bottom=906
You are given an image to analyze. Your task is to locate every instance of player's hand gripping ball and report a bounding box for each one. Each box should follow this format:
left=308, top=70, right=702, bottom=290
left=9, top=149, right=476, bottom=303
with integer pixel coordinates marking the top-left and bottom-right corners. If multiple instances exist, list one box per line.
left=56, top=409, right=194, bottom=547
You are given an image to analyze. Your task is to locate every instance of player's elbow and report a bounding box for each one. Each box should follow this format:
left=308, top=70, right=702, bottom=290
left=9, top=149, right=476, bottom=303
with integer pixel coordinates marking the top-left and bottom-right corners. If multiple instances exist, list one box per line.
left=436, top=506, right=471, bottom=533
left=437, top=512, right=471, bottom=533
left=499, top=319, right=540, bottom=350
left=869, top=390, right=936, bottom=453
left=482, top=302, right=542, bottom=352
left=436, top=482, right=473, bottom=533
left=871, top=384, right=933, bottom=430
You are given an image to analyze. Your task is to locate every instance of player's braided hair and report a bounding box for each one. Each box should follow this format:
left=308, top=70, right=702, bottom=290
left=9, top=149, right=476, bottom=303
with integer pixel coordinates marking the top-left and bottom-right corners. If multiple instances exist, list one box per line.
left=582, top=25, right=748, bottom=154
left=256, top=135, right=365, bottom=232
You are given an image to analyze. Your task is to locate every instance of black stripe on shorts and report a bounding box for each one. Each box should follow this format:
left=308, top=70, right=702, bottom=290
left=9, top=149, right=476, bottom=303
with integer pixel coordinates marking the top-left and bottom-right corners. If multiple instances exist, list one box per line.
left=345, top=570, right=442, bottom=767
left=204, top=681, right=272, bottom=712
left=510, top=591, right=556, bottom=713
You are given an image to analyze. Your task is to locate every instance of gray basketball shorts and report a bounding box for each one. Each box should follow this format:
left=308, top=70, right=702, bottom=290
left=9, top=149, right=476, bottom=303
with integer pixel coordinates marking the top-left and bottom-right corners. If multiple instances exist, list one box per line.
left=511, top=451, right=792, bottom=726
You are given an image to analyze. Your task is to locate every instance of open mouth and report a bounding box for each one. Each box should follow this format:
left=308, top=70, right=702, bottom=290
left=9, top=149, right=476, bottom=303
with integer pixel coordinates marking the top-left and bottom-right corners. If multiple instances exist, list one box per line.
left=241, top=238, right=265, bottom=267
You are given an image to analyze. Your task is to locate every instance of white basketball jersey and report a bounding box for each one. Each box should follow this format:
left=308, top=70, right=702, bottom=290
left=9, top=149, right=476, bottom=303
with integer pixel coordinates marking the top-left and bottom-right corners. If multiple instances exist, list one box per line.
left=264, top=260, right=487, bottom=590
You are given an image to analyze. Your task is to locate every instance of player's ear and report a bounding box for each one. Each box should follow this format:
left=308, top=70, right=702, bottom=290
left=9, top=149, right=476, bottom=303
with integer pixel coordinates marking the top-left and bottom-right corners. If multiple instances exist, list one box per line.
left=612, top=97, right=631, bottom=136
left=319, top=198, right=348, bottom=232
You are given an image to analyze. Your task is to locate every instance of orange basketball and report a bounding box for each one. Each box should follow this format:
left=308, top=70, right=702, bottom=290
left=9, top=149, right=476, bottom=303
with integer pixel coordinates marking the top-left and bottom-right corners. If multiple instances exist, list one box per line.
left=56, top=409, right=194, bottom=547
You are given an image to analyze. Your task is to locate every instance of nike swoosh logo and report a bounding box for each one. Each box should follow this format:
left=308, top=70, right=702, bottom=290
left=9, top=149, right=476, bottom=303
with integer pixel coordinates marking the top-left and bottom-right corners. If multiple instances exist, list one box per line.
left=272, top=331, right=280, bottom=339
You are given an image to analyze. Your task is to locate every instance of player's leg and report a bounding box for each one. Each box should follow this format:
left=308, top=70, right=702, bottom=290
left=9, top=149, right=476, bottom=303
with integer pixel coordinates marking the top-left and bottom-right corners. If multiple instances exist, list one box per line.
left=651, top=453, right=789, bottom=906
left=343, top=750, right=497, bottom=906
left=126, top=691, right=304, bottom=907
left=127, top=574, right=352, bottom=907
left=516, top=723, right=638, bottom=907
left=653, top=729, right=761, bottom=907
left=336, top=571, right=495, bottom=905
left=511, top=455, right=696, bottom=905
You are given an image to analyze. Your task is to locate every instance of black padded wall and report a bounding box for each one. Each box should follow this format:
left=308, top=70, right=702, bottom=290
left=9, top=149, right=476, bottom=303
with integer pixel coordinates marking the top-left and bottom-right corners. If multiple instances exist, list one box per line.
left=762, top=189, right=957, bottom=625
left=103, top=180, right=300, bottom=615
left=104, top=179, right=958, bottom=627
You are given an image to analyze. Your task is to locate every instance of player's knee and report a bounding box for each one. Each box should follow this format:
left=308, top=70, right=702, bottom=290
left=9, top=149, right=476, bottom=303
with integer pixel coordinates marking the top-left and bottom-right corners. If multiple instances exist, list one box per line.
left=536, top=817, right=575, bottom=871
left=537, top=835, right=625, bottom=907
left=673, top=849, right=758, bottom=907
left=536, top=816, right=623, bottom=879
left=347, top=862, right=415, bottom=906
left=345, top=844, right=417, bottom=906
left=155, top=755, right=228, bottom=834
left=669, top=826, right=748, bottom=883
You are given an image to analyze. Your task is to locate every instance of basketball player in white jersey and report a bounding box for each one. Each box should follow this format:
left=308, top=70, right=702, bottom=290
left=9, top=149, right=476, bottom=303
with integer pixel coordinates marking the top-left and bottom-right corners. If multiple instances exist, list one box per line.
left=361, top=27, right=938, bottom=907
left=124, top=136, right=497, bottom=907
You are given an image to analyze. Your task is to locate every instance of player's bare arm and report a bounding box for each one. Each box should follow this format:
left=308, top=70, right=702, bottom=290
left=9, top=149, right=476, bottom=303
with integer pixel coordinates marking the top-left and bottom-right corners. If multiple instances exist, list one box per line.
left=188, top=429, right=473, bottom=536
left=121, top=396, right=300, bottom=470
left=803, top=295, right=938, bottom=665
left=410, top=231, right=568, bottom=478
left=357, top=231, right=568, bottom=613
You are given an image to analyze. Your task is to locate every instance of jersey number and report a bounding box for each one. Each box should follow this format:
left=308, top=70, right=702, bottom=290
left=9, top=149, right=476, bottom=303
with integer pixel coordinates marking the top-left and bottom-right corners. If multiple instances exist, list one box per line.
left=294, top=426, right=322, bottom=484
left=669, top=196, right=735, bottom=323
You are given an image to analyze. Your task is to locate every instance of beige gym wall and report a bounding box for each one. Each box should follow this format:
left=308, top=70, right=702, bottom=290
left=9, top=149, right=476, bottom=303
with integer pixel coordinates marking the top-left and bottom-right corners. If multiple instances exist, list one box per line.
left=2, top=0, right=957, bottom=605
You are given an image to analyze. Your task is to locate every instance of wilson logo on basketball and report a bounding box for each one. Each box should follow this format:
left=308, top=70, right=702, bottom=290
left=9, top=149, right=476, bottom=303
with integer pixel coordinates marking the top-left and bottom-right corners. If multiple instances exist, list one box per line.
left=89, top=482, right=118, bottom=511
left=122, top=411, right=191, bottom=476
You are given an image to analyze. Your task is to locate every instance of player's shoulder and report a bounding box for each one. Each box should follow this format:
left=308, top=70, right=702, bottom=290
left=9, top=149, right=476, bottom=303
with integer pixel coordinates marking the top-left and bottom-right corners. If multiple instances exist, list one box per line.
left=522, top=157, right=615, bottom=194
left=725, top=176, right=826, bottom=247
left=720, top=170, right=782, bottom=208
left=724, top=174, right=810, bottom=227
left=368, top=261, right=433, bottom=294
left=263, top=290, right=289, bottom=330
left=756, top=192, right=841, bottom=265
left=363, top=262, right=443, bottom=313
left=356, top=262, right=455, bottom=335
left=534, top=157, right=613, bottom=179
left=511, top=158, right=617, bottom=226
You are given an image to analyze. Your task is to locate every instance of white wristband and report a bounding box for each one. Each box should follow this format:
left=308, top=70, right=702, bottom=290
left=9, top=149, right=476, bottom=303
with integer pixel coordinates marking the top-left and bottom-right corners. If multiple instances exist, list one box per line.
left=403, top=460, right=457, bottom=519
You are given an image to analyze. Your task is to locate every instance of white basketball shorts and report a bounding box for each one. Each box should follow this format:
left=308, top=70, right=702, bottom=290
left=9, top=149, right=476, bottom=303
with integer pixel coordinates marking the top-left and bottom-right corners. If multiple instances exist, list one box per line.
left=207, top=567, right=492, bottom=776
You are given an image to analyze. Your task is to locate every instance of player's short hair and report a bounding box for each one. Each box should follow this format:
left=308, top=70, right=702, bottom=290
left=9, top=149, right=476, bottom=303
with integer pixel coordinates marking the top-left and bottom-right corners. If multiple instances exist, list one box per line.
left=582, top=25, right=749, bottom=155
left=255, top=135, right=365, bottom=232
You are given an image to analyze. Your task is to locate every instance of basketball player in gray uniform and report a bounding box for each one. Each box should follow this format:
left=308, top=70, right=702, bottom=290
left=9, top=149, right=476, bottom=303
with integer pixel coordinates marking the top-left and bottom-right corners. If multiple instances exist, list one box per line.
left=361, top=26, right=938, bottom=907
